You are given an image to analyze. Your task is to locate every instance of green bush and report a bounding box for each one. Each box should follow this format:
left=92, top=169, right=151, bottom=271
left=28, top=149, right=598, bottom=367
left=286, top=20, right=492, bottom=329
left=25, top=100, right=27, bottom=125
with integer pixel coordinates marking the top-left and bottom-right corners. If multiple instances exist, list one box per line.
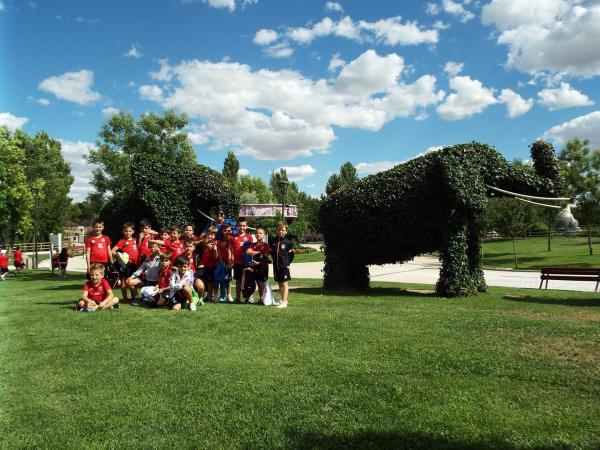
left=320, top=141, right=564, bottom=296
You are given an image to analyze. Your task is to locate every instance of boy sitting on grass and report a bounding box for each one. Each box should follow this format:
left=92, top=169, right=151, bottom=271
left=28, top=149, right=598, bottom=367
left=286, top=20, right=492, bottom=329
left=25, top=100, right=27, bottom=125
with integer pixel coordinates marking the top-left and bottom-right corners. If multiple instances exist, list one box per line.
left=76, top=263, right=119, bottom=312
left=156, top=255, right=196, bottom=311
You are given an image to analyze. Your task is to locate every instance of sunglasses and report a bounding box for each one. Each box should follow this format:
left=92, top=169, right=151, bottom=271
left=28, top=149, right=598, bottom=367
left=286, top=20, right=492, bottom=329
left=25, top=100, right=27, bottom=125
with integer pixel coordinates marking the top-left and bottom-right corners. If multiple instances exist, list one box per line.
left=217, top=212, right=225, bottom=216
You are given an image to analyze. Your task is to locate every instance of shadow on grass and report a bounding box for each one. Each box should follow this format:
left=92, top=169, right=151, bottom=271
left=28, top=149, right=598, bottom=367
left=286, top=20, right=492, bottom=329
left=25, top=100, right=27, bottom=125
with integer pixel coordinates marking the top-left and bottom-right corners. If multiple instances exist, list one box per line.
left=292, top=286, right=437, bottom=299
left=504, top=295, right=600, bottom=307
left=40, top=284, right=83, bottom=291
left=283, top=429, right=528, bottom=450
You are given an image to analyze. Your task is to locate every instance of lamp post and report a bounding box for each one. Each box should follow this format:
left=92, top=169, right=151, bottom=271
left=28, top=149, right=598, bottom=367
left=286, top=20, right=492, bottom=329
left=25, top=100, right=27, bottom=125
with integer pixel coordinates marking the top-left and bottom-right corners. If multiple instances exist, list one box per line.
left=277, top=178, right=290, bottom=220
left=31, top=186, right=40, bottom=269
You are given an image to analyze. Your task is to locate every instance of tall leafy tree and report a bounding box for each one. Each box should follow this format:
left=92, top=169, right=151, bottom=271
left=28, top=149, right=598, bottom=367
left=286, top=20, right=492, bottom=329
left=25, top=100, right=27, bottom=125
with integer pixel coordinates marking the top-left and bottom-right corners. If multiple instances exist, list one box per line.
left=16, top=131, right=74, bottom=239
left=325, top=161, right=358, bottom=195
left=0, top=127, right=33, bottom=242
left=558, top=138, right=600, bottom=255
left=88, top=110, right=196, bottom=199
left=222, top=151, right=240, bottom=189
left=239, top=175, right=272, bottom=203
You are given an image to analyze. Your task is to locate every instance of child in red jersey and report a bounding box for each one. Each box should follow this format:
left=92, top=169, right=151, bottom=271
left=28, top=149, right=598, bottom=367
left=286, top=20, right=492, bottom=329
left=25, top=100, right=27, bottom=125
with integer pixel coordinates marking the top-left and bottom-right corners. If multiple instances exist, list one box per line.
left=76, top=263, right=119, bottom=312
left=13, top=246, right=24, bottom=273
left=137, top=218, right=156, bottom=266
left=85, top=218, right=113, bottom=275
left=200, top=226, right=219, bottom=302
left=156, top=255, right=196, bottom=311
left=0, top=250, right=9, bottom=280
left=112, top=222, right=140, bottom=303
left=183, top=239, right=205, bottom=299
left=229, top=218, right=255, bottom=302
left=140, top=252, right=172, bottom=304
left=246, top=226, right=270, bottom=301
left=216, top=223, right=234, bottom=302
left=153, top=226, right=185, bottom=263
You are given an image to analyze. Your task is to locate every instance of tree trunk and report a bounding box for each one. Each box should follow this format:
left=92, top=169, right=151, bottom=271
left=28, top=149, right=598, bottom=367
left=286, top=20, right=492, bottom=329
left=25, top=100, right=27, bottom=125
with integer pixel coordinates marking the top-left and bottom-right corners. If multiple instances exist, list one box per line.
left=547, top=211, right=552, bottom=252
left=512, top=237, right=518, bottom=269
left=587, top=223, right=593, bottom=256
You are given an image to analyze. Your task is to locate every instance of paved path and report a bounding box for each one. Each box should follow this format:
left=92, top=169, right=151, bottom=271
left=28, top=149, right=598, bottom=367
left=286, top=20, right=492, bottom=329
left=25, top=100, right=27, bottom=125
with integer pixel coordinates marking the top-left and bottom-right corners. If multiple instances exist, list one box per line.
left=39, top=254, right=598, bottom=293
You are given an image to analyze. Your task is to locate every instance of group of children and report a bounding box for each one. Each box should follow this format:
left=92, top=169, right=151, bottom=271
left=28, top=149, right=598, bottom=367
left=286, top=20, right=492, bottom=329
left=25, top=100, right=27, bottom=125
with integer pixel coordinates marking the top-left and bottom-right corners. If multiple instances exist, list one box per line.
left=78, top=211, right=294, bottom=312
left=0, top=246, right=25, bottom=280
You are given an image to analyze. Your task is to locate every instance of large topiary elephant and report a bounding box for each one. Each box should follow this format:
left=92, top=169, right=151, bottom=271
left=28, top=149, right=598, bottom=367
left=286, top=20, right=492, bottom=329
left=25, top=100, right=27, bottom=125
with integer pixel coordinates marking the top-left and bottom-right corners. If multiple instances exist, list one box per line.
left=319, top=141, right=564, bottom=296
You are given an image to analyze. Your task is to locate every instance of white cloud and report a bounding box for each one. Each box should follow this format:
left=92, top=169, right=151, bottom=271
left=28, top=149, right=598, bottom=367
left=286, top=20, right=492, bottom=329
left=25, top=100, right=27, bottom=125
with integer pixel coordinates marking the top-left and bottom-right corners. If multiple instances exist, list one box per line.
left=443, top=61, right=464, bottom=76
left=124, top=44, right=143, bottom=58
left=482, top=0, right=600, bottom=76
left=59, top=139, right=96, bottom=202
left=38, top=70, right=101, bottom=105
left=264, top=42, right=293, bottom=58
left=276, top=164, right=316, bottom=181
left=426, top=3, right=440, bottom=15
left=442, top=0, right=475, bottom=22
left=253, top=29, right=278, bottom=45
left=537, top=82, right=594, bottom=110
left=325, top=2, right=343, bottom=13
left=543, top=111, right=600, bottom=149
left=150, top=59, right=173, bottom=82
left=328, top=53, right=346, bottom=72
left=187, top=130, right=209, bottom=145
left=145, top=51, right=443, bottom=160
left=203, top=0, right=235, bottom=11
left=284, top=16, right=438, bottom=47
left=437, top=75, right=497, bottom=120
left=101, top=107, right=121, bottom=117
left=238, top=168, right=250, bottom=176
left=0, top=112, right=28, bottom=131
left=356, top=160, right=401, bottom=175
left=139, top=85, right=163, bottom=102
left=27, top=96, right=50, bottom=106
left=498, top=89, right=534, bottom=117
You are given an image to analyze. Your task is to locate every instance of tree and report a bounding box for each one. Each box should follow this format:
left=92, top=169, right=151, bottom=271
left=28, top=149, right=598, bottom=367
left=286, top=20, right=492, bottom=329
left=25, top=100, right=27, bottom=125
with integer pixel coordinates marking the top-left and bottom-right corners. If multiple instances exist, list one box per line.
left=15, top=130, right=74, bottom=239
left=0, top=127, right=33, bottom=242
left=558, top=138, right=600, bottom=255
left=488, top=197, right=526, bottom=268
left=222, top=151, right=240, bottom=189
left=88, top=110, right=196, bottom=199
left=326, top=161, right=358, bottom=195
left=238, top=175, right=272, bottom=203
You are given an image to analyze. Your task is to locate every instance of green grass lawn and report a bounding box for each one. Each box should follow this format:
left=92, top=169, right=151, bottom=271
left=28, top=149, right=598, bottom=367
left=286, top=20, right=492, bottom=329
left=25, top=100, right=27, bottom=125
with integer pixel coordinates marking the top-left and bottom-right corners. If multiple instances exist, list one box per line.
left=1, top=272, right=599, bottom=449
left=482, top=235, right=600, bottom=270
left=293, top=250, right=326, bottom=263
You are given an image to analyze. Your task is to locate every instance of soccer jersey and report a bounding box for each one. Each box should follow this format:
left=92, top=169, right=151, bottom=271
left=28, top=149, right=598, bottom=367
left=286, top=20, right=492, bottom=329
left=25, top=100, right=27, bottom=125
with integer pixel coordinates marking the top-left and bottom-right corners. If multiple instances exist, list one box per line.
left=13, top=250, right=23, bottom=263
left=201, top=243, right=219, bottom=268
left=269, top=236, right=294, bottom=270
left=83, top=278, right=111, bottom=303
left=85, top=235, right=112, bottom=263
left=229, top=233, right=254, bottom=264
left=138, top=232, right=156, bottom=258
left=184, top=253, right=196, bottom=272
left=166, top=239, right=185, bottom=262
left=158, top=268, right=173, bottom=289
left=218, top=239, right=231, bottom=264
left=115, top=238, right=139, bottom=265
left=0, top=254, right=8, bottom=269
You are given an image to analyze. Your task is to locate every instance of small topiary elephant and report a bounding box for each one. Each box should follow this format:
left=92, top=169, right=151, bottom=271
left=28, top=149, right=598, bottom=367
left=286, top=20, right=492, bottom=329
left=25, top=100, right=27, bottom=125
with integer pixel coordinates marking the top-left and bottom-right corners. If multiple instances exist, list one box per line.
left=320, top=141, right=564, bottom=296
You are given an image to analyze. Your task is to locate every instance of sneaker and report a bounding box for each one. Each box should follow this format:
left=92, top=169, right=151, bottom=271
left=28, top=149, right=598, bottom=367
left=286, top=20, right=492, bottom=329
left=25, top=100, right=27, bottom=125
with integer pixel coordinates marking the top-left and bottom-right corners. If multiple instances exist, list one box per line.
left=80, top=307, right=96, bottom=313
left=227, top=295, right=234, bottom=303
left=196, top=297, right=204, bottom=306
left=218, top=296, right=226, bottom=303
left=113, top=303, right=120, bottom=309
left=276, top=301, right=288, bottom=309
left=132, top=297, right=143, bottom=306
left=189, top=302, right=197, bottom=311
left=212, top=296, right=220, bottom=303
left=248, top=296, right=255, bottom=304
left=202, top=295, right=210, bottom=303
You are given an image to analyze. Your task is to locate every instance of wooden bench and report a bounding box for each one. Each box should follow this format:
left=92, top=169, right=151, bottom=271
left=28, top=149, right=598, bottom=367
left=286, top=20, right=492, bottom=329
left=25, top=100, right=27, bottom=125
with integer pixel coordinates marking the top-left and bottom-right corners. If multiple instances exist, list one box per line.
left=539, top=267, right=600, bottom=291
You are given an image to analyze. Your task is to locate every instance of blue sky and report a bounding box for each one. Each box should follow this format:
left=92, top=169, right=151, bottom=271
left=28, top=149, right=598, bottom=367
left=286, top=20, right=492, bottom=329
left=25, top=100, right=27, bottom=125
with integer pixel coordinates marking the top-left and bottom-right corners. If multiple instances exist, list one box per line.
left=2, top=0, right=600, bottom=201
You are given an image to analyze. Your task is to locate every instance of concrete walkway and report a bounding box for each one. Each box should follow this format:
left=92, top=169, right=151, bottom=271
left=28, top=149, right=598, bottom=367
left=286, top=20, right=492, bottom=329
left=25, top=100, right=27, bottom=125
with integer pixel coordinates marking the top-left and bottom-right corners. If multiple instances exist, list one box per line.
left=39, top=254, right=598, bottom=293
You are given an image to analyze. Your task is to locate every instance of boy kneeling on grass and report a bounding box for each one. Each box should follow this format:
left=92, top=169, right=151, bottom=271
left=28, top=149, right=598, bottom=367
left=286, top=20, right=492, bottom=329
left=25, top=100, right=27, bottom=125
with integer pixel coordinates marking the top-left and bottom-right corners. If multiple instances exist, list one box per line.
left=76, top=263, right=119, bottom=312
left=156, top=255, right=196, bottom=311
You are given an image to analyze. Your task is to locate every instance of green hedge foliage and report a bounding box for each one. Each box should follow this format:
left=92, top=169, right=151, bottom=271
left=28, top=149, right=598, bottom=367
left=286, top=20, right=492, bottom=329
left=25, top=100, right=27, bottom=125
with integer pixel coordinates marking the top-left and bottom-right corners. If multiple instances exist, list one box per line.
left=320, top=141, right=564, bottom=296
left=100, top=157, right=239, bottom=241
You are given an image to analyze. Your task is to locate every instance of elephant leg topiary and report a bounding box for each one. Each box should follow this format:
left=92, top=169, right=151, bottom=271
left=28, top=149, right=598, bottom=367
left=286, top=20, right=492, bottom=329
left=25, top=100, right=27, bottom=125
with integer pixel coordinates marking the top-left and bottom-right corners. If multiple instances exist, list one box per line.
left=320, top=141, right=564, bottom=297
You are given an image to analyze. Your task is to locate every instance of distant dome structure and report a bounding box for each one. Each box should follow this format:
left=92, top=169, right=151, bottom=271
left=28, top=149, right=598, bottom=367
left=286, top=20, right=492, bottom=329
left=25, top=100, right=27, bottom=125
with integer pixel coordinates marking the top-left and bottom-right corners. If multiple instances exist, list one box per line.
left=556, top=205, right=578, bottom=230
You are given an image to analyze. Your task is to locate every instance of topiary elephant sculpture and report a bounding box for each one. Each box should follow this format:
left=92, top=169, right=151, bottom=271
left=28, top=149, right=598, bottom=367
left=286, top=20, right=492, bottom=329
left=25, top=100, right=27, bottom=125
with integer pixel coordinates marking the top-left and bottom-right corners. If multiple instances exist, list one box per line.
left=319, top=141, right=564, bottom=296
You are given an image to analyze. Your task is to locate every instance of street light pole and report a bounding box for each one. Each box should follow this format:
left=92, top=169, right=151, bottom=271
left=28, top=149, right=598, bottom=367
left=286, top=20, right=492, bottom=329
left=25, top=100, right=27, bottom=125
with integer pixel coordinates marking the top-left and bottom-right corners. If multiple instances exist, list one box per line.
left=32, top=186, right=40, bottom=269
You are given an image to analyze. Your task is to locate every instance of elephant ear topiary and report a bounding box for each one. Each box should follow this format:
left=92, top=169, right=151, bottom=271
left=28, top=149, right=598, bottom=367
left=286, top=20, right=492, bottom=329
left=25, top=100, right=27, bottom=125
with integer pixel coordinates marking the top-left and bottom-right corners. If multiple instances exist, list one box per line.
left=100, top=156, right=239, bottom=242
left=320, top=141, right=564, bottom=297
